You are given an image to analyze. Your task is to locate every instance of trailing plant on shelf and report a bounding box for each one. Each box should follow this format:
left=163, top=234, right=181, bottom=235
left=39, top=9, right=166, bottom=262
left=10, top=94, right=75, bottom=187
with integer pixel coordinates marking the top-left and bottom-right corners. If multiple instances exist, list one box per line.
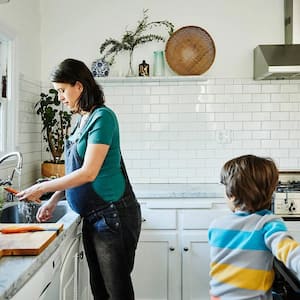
left=99, top=9, right=174, bottom=76
left=35, top=88, right=72, bottom=165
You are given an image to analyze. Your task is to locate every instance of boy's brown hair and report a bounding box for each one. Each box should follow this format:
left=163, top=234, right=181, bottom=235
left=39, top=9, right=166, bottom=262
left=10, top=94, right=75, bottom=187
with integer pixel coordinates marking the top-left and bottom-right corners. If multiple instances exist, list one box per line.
left=220, top=154, right=279, bottom=212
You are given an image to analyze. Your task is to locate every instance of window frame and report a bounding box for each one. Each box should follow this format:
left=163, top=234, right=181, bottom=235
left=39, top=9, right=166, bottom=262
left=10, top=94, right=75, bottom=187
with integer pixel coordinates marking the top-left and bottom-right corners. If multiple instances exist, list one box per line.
left=0, top=28, right=17, bottom=156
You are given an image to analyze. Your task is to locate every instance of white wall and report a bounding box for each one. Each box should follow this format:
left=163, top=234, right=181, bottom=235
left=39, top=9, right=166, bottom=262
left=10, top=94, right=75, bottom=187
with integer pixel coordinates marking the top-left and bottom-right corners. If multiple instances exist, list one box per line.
left=2, top=0, right=300, bottom=186
left=40, top=0, right=284, bottom=80
left=0, top=0, right=42, bottom=187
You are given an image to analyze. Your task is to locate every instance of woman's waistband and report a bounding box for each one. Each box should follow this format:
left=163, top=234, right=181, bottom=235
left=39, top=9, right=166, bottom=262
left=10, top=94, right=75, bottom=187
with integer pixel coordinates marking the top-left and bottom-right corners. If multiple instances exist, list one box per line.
left=84, top=191, right=137, bottom=222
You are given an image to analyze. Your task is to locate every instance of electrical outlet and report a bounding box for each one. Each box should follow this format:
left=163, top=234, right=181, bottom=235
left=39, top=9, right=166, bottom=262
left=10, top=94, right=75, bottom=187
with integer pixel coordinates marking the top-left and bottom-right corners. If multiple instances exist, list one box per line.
left=216, top=130, right=232, bottom=144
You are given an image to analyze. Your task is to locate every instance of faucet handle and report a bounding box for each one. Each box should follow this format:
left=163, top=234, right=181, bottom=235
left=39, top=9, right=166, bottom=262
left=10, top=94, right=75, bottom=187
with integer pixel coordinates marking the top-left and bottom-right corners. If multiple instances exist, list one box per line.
left=0, top=179, right=12, bottom=186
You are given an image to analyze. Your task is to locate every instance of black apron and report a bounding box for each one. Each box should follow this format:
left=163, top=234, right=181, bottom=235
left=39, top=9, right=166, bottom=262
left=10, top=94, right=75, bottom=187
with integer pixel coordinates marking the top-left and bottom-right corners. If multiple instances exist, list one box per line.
left=64, top=137, right=135, bottom=217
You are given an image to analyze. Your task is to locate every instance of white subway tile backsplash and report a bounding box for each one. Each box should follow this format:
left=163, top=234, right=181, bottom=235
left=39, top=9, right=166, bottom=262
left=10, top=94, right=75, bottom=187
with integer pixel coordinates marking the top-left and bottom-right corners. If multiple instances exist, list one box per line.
left=280, top=103, right=299, bottom=111
left=242, top=84, right=261, bottom=93
left=252, top=112, right=271, bottom=121
left=279, top=158, right=299, bottom=169
left=233, top=94, right=252, bottom=103
left=252, top=93, right=271, bottom=102
left=261, top=103, right=280, bottom=112
left=243, top=121, right=261, bottom=130
left=261, top=85, right=281, bottom=93
left=14, top=77, right=300, bottom=186
left=271, top=93, right=290, bottom=102
left=261, top=140, right=280, bottom=149
left=280, top=121, right=298, bottom=130
left=280, top=84, right=299, bottom=93
left=224, top=84, right=243, bottom=94
left=207, top=85, right=225, bottom=94
left=270, top=112, right=289, bottom=121
left=280, top=140, right=297, bottom=149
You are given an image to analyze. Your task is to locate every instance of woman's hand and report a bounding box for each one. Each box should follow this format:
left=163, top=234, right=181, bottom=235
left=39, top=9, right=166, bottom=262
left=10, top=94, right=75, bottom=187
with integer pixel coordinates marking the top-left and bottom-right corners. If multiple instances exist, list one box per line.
left=16, top=183, right=44, bottom=204
left=36, top=200, right=57, bottom=222
left=36, top=191, right=65, bottom=222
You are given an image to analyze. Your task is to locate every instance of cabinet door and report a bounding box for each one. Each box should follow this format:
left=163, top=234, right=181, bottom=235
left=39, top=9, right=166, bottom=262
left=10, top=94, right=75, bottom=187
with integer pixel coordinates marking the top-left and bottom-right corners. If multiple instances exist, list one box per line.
left=11, top=249, right=61, bottom=300
left=60, top=238, right=80, bottom=300
left=132, top=231, right=181, bottom=300
left=77, top=235, right=93, bottom=300
left=181, top=231, right=210, bottom=300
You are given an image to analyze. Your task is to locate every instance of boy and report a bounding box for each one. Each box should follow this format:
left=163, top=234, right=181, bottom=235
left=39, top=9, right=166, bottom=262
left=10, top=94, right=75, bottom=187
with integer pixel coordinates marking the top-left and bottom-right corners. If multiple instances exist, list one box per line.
left=208, top=154, right=300, bottom=300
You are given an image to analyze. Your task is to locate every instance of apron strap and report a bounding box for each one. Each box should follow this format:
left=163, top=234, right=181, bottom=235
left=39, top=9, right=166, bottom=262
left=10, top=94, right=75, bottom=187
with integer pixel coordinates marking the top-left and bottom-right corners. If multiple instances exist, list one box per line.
left=120, top=153, right=130, bottom=183
left=120, top=153, right=135, bottom=197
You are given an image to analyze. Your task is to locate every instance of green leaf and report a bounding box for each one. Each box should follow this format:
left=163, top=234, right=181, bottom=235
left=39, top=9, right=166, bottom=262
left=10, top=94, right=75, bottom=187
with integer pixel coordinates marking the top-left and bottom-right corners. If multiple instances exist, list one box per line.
left=98, top=9, right=175, bottom=66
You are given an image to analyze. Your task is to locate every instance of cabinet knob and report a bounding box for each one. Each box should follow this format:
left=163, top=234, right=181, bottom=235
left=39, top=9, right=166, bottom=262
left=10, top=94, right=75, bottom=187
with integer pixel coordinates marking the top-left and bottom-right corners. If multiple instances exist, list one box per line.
left=183, top=247, right=189, bottom=252
left=169, top=247, right=175, bottom=251
left=142, top=218, right=146, bottom=222
left=78, top=251, right=84, bottom=259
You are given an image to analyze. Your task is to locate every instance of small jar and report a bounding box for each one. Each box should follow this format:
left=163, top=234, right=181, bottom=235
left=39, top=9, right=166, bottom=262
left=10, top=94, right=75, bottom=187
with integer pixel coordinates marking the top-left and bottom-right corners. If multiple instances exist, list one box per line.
left=139, top=60, right=150, bottom=76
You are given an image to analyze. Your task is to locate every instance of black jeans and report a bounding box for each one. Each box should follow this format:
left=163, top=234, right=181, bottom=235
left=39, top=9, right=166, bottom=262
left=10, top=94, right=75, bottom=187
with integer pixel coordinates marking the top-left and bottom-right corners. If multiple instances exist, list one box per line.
left=82, top=195, right=141, bottom=300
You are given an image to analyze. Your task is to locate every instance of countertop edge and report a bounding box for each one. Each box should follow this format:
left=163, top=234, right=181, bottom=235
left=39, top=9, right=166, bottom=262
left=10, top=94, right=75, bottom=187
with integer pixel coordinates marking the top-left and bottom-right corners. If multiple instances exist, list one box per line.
left=0, top=202, right=80, bottom=300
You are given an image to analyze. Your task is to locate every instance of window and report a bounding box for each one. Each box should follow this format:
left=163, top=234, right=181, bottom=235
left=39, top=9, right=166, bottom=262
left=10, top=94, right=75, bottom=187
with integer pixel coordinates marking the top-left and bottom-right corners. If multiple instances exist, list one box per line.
left=0, top=31, right=16, bottom=155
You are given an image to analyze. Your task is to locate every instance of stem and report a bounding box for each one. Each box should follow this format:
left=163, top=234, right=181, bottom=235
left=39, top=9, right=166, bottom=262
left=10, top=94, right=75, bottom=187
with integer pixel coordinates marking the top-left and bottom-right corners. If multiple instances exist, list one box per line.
left=127, top=50, right=134, bottom=77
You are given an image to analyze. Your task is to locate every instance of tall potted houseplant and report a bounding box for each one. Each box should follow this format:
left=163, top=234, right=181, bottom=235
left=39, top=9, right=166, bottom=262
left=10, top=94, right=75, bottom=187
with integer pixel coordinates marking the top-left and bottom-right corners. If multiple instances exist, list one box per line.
left=35, top=88, right=72, bottom=177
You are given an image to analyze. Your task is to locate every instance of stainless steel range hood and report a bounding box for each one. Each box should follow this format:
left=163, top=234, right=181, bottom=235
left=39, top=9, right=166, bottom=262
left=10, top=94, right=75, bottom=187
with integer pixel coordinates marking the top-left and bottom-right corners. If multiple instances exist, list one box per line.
left=254, top=0, right=300, bottom=80
left=254, top=44, right=300, bottom=80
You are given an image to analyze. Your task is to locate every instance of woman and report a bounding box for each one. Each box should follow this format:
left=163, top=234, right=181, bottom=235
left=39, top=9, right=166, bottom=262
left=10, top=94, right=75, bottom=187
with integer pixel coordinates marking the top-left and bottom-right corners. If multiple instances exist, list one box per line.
left=17, top=58, right=142, bottom=300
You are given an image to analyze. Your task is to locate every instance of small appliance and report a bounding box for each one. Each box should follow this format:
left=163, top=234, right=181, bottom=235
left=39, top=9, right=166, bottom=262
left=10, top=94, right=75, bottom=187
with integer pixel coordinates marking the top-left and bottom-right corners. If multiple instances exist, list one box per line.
left=273, top=171, right=300, bottom=220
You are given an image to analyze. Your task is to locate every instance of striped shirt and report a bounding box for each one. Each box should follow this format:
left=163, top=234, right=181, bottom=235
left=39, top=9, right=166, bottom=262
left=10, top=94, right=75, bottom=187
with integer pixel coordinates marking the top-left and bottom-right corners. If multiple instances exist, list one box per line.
left=208, top=209, right=300, bottom=300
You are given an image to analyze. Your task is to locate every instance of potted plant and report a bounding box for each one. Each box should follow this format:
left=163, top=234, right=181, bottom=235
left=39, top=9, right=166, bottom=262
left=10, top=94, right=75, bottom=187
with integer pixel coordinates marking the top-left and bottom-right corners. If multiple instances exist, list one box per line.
left=35, top=88, right=72, bottom=177
left=99, top=9, right=174, bottom=76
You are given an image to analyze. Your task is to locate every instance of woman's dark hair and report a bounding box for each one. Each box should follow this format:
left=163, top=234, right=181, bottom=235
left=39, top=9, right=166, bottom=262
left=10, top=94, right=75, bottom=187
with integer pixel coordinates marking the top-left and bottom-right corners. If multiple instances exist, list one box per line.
left=50, top=58, right=105, bottom=111
left=220, top=154, right=279, bottom=212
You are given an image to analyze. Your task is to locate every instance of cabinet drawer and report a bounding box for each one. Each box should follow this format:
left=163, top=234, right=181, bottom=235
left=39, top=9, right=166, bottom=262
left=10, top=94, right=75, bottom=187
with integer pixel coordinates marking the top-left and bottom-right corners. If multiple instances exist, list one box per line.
left=181, top=209, right=229, bottom=229
left=141, top=208, right=177, bottom=230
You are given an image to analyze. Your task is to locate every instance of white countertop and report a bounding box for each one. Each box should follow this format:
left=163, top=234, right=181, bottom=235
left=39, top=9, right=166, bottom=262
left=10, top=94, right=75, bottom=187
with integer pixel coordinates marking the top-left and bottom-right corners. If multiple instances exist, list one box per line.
left=0, top=201, right=80, bottom=300
left=132, top=183, right=224, bottom=199
left=0, top=183, right=224, bottom=299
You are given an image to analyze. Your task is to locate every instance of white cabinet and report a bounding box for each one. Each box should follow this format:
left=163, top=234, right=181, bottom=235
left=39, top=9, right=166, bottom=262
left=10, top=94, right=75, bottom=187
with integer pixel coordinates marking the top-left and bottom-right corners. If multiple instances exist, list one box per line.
left=132, top=199, right=228, bottom=300
left=132, top=206, right=180, bottom=300
left=11, top=248, right=62, bottom=300
left=59, top=237, right=80, bottom=300
left=77, top=234, right=93, bottom=300
left=180, top=208, right=229, bottom=300
left=132, top=231, right=180, bottom=300
left=181, top=231, right=210, bottom=300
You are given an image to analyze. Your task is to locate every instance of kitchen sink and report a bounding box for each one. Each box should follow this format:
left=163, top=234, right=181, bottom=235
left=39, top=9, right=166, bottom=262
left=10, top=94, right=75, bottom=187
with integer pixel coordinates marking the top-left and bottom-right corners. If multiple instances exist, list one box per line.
left=0, top=202, right=68, bottom=223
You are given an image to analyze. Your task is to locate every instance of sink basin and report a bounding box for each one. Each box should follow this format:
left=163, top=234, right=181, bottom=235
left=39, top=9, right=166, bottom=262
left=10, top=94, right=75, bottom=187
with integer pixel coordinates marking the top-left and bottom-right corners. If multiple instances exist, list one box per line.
left=0, top=202, right=68, bottom=223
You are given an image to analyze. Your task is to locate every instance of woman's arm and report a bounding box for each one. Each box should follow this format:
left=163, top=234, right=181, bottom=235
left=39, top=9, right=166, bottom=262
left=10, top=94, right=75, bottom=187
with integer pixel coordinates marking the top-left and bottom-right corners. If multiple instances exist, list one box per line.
left=17, top=143, right=109, bottom=202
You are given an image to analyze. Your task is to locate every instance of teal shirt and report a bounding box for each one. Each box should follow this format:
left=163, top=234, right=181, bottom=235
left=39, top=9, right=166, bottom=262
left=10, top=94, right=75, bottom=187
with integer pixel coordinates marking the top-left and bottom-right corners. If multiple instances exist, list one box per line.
left=69, top=106, right=125, bottom=201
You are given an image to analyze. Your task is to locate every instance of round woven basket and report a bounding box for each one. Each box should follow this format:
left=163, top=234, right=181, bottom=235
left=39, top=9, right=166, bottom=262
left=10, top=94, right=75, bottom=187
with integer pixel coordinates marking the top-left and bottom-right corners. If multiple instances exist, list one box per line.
left=165, top=26, right=216, bottom=76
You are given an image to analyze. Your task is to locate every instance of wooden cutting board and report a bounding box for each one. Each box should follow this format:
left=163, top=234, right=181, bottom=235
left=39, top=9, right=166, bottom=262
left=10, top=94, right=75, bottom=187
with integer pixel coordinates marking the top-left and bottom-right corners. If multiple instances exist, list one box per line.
left=0, top=223, right=63, bottom=258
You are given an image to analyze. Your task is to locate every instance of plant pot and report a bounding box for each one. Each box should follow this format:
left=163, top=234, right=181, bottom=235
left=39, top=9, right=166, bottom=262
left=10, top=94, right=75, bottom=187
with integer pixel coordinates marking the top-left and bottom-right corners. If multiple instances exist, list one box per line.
left=41, top=162, right=65, bottom=178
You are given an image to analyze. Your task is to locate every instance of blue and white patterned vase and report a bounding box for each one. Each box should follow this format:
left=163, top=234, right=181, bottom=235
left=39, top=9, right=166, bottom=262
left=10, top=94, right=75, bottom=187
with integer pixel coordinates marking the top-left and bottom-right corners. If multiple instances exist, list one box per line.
left=91, top=59, right=110, bottom=77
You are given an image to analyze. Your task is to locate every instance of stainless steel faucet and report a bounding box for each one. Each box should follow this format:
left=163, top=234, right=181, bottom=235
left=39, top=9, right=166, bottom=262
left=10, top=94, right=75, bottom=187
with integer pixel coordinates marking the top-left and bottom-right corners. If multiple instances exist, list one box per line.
left=0, top=151, right=23, bottom=186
